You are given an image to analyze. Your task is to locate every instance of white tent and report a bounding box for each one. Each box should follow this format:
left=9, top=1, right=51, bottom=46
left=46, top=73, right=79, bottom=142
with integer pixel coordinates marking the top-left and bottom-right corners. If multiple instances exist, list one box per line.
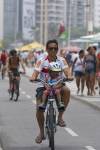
left=80, top=33, right=100, bottom=42
left=71, top=38, right=92, bottom=43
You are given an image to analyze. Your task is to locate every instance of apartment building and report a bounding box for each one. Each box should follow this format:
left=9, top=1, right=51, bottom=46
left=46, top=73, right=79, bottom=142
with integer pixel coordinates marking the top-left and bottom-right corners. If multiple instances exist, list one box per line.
left=3, top=0, right=19, bottom=41
left=93, top=0, right=100, bottom=28
left=22, top=0, right=35, bottom=41
left=0, top=0, right=35, bottom=44
left=35, top=0, right=66, bottom=43
left=0, top=0, right=4, bottom=41
left=66, top=0, right=85, bottom=29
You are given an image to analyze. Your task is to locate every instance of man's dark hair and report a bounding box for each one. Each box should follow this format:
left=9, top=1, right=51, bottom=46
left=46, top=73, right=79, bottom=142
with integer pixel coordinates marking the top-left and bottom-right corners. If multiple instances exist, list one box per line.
left=87, top=46, right=92, bottom=52
left=46, top=39, right=58, bottom=50
left=79, top=50, right=84, bottom=55
left=10, top=49, right=17, bottom=56
left=93, top=46, right=97, bottom=51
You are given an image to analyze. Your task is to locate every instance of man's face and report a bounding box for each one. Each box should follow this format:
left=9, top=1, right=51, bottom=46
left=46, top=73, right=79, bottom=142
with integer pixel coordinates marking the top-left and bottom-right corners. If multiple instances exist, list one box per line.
left=47, top=43, right=58, bottom=57
left=80, top=52, right=84, bottom=57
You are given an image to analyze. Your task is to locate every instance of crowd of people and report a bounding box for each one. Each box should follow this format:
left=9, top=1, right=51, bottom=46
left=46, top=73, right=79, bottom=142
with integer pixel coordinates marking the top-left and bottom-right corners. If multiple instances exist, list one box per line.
left=63, top=46, right=100, bottom=96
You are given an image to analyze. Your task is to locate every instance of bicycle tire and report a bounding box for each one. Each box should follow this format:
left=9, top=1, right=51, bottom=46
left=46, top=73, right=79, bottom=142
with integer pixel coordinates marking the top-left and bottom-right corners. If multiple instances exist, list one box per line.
left=14, top=80, right=19, bottom=101
left=9, top=88, right=14, bottom=100
left=48, top=105, right=55, bottom=150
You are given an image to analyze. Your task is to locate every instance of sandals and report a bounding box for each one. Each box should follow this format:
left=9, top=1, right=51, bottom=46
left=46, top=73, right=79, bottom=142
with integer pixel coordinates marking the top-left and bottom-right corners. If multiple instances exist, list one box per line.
left=57, top=119, right=66, bottom=127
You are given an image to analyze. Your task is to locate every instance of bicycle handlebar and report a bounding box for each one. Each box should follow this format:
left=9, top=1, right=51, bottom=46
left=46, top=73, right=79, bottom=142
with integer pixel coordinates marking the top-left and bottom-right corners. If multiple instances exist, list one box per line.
left=30, top=78, right=73, bottom=85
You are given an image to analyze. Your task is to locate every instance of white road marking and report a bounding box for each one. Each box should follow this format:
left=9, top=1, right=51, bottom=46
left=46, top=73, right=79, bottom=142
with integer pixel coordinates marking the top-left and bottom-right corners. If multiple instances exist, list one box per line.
left=87, top=99, right=100, bottom=102
left=64, top=127, right=78, bottom=137
left=26, top=95, right=32, bottom=99
left=0, top=146, right=3, bottom=150
left=85, top=146, right=96, bottom=150
left=21, top=91, right=26, bottom=94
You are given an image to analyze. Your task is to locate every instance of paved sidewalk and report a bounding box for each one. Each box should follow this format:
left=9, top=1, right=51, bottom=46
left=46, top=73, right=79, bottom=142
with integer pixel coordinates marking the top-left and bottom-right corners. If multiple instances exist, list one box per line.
left=25, top=66, right=100, bottom=111
left=67, top=80, right=100, bottom=111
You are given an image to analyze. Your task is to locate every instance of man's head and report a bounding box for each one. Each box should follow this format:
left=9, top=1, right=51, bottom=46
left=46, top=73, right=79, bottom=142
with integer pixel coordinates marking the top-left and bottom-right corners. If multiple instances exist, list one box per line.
left=10, top=49, right=17, bottom=57
left=46, top=39, right=58, bottom=58
left=79, top=50, right=84, bottom=57
left=87, top=46, right=94, bottom=54
left=92, top=46, right=97, bottom=55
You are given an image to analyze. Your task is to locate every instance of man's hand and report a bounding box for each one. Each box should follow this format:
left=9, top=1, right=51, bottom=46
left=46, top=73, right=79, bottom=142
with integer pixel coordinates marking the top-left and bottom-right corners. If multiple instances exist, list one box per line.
left=29, top=77, right=35, bottom=82
left=67, top=76, right=74, bottom=81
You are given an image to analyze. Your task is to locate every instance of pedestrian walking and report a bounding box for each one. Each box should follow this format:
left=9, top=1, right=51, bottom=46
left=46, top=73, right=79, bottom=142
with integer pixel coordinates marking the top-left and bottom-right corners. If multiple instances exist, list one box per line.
left=72, top=50, right=85, bottom=95
left=84, top=46, right=97, bottom=96
left=96, top=52, right=100, bottom=94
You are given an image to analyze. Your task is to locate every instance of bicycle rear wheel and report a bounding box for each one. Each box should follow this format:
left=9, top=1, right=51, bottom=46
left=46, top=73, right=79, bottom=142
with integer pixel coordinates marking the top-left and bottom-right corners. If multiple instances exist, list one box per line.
left=9, top=88, right=14, bottom=100
left=14, top=80, right=19, bottom=101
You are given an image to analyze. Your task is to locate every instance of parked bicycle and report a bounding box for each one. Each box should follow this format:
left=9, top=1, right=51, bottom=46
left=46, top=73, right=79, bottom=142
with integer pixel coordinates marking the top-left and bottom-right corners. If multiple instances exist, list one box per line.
left=30, top=78, right=73, bottom=150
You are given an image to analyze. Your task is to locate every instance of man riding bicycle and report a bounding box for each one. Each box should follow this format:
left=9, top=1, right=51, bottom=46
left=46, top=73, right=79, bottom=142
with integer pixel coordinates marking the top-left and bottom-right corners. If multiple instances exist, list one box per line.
left=7, top=49, right=25, bottom=99
left=30, top=39, right=72, bottom=143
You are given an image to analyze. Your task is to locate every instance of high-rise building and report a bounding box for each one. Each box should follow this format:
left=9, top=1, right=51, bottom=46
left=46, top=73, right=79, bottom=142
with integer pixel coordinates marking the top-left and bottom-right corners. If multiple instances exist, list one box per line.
left=0, top=0, right=4, bottom=41
left=36, top=0, right=65, bottom=26
left=93, top=0, right=100, bottom=28
left=0, top=0, right=35, bottom=45
left=22, top=0, right=35, bottom=41
left=66, top=0, right=85, bottom=29
left=35, top=0, right=66, bottom=44
left=3, top=0, right=19, bottom=41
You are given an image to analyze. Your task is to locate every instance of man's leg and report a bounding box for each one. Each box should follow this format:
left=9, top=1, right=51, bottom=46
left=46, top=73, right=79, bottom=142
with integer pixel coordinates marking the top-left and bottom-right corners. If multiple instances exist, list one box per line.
left=81, top=75, right=85, bottom=95
left=58, top=86, right=70, bottom=127
left=35, top=109, right=45, bottom=143
left=35, top=88, right=45, bottom=143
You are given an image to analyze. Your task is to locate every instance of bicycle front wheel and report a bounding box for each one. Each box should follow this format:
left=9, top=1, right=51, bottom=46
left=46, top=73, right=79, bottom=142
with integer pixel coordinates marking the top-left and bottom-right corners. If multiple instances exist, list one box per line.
left=48, top=107, right=55, bottom=150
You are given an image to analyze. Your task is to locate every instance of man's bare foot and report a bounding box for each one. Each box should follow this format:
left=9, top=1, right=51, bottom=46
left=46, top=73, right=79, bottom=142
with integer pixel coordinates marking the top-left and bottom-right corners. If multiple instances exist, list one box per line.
left=35, top=134, right=45, bottom=144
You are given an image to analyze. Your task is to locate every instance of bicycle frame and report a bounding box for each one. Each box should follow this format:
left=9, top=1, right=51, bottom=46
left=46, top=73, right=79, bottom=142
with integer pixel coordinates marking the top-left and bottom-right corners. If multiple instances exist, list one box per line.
left=40, top=79, right=62, bottom=150
left=31, top=78, right=72, bottom=150
left=45, top=89, right=57, bottom=150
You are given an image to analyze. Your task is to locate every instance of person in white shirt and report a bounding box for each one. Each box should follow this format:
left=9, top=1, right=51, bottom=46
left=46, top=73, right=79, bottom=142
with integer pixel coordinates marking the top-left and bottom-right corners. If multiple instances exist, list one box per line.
left=73, top=50, right=85, bottom=95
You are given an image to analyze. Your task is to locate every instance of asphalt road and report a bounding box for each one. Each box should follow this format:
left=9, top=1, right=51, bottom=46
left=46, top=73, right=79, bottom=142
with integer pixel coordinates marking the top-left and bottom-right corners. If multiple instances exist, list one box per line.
left=0, top=75, right=100, bottom=150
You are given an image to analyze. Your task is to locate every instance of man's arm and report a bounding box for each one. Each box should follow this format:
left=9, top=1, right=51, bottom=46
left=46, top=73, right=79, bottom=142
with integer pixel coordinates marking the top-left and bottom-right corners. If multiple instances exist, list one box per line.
left=30, top=70, right=39, bottom=80
left=19, top=58, right=26, bottom=73
left=30, top=60, right=41, bottom=80
left=6, top=57, right=10, bottom=73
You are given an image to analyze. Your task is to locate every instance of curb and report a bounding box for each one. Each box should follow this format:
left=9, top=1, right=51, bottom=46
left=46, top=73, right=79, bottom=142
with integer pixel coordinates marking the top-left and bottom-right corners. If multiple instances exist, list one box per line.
left=71, top=94, right=100, bottom=111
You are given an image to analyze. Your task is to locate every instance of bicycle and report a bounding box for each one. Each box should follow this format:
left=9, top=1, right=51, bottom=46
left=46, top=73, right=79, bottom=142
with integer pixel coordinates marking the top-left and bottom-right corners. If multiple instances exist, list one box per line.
left=8, top=71, right=24, bottom=101
left=30, top=78, right=73, bottom=150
